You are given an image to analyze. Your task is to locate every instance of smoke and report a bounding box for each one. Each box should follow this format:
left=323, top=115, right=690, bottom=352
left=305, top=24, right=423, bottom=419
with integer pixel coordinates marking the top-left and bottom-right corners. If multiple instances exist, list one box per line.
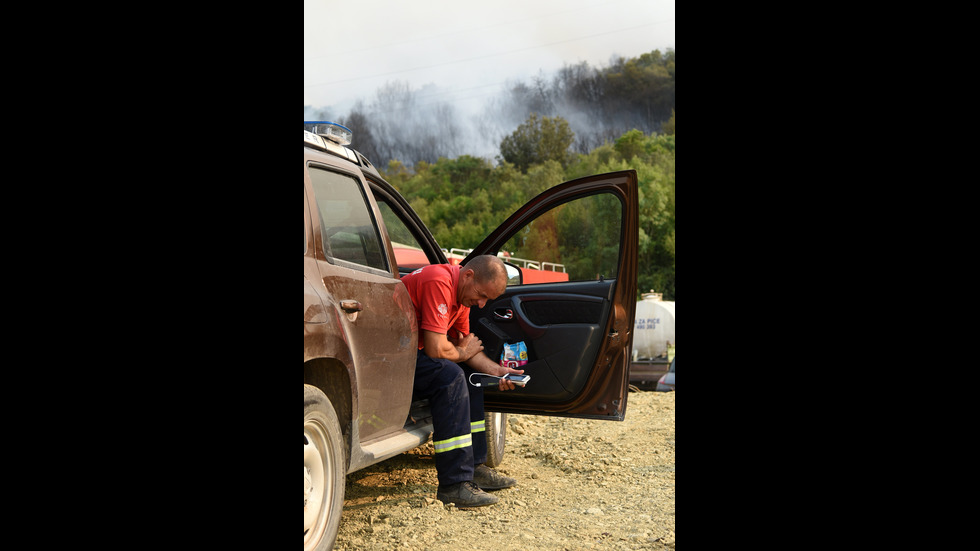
left=305, top=49, right=674, bottom=169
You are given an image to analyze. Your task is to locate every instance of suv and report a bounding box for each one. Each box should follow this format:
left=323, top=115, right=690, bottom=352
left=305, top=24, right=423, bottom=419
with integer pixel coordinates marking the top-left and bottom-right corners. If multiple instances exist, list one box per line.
left=304, top=121, right=639, bottom=551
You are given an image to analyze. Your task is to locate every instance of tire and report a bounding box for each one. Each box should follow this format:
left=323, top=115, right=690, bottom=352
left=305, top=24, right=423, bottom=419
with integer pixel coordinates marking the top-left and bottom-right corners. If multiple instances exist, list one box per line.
left=304, top=385, right=345, bottom=551
left=484, top=411, right=507, bottom=468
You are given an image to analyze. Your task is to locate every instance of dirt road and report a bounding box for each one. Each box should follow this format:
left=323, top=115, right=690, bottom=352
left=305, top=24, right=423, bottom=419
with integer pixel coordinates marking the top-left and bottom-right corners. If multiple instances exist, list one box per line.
left=333, top=389, right=675, bottom=550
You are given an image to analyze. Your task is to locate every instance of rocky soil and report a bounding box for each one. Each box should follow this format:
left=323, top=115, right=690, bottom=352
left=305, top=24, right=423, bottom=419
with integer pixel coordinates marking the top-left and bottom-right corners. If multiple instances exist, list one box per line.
left=333, top=389, right=675, bottom=550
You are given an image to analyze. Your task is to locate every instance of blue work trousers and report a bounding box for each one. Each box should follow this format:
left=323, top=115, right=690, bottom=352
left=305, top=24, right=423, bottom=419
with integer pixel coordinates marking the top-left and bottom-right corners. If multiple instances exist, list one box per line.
left=413, top=349, right=487, bottom=487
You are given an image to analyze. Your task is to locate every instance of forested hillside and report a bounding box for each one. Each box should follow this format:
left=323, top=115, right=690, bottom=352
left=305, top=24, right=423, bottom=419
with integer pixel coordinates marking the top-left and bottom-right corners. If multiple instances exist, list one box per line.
left=382, top=126, right=675, bottom=301
left=305, top=49, right=675, bottom=300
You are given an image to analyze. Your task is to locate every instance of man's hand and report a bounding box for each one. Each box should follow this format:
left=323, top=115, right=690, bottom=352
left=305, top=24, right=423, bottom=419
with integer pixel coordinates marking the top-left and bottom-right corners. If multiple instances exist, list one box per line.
left=495, top=366, right=526, bottom=391
left=454, top=332, right=484, bottom=362
left=424, top=330, right=524, bottom=391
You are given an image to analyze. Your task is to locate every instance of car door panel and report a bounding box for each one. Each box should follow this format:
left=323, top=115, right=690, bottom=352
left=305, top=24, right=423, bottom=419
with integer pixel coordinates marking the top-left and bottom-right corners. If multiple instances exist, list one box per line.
left=475, top=285, right=610, bottom=401
left=464, top=170, right=639, bottom=420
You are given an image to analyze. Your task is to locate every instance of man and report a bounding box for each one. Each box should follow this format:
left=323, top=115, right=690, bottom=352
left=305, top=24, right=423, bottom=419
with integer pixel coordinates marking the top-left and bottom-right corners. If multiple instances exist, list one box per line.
left=401, top=254, right=525, bottom=507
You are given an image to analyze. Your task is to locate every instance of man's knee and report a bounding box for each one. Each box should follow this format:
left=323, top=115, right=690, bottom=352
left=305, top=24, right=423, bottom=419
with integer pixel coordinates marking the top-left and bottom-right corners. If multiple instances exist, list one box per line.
left=418, top=356, right=466, bottom=395
left=440, top=362, right=468, bottom=402
left=432, top=358, right=464, bottom=384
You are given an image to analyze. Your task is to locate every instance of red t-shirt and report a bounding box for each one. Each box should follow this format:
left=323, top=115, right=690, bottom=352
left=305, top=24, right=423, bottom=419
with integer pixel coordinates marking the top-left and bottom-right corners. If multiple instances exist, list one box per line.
left=401, top=264, right=469, bottom=350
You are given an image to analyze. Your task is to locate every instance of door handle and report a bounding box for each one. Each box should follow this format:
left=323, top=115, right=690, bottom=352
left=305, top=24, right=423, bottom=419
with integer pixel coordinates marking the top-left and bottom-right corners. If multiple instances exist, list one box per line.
left=340, top=300, right=362, bottom=313
left=493, top=308, right=514, bottom=321
left=339, top=299, right=362, bottom=322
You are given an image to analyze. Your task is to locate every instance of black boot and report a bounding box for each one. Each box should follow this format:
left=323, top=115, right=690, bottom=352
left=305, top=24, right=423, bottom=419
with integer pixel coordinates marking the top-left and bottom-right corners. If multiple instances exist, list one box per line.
left=472, top=464, right=517, bottom=490
left=436, top=481, right=499, bottom=507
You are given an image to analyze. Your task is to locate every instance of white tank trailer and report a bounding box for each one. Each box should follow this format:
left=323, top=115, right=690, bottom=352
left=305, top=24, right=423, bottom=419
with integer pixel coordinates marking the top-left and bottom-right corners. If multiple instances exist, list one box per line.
left=632, top=292, right=675, bottom=361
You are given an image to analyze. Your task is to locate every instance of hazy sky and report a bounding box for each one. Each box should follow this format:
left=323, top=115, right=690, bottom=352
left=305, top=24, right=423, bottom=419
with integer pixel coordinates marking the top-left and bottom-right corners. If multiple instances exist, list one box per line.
left=304, top=0, right=674, bottom=116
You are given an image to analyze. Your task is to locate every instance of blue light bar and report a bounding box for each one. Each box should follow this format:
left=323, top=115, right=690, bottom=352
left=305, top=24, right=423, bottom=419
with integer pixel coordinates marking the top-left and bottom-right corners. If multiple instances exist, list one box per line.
left=303, top=121, right=352, bottom=146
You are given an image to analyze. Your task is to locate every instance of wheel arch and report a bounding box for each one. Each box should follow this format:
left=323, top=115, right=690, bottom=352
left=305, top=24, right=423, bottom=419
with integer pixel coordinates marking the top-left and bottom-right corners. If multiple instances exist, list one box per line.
left=304, top=358, right=353, bottom=469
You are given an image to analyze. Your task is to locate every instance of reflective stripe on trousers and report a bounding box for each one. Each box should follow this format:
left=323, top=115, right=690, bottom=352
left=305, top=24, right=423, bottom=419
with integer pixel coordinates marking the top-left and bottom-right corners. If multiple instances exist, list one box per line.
left=432, top=419, right=484, bottom=455
left=434, top=433, right=473, bottom=454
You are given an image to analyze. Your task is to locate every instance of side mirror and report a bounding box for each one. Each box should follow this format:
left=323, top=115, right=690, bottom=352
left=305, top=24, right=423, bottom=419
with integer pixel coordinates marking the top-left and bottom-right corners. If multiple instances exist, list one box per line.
left=504, top=261, right=523, bottom=286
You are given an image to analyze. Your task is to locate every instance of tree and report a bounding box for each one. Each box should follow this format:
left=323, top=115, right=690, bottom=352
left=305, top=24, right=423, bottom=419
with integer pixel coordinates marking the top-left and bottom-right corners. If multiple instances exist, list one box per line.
left=614, top=129, right=646, bottom=161
left=662, top=109, right=675, bottom=135
left=342, top=104, right=380, bottom=162
left=499, top=113, right=575, bottom=172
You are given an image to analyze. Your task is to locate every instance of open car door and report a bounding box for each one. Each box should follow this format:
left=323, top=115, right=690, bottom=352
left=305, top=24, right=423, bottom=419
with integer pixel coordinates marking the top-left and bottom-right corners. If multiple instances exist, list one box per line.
left=464, top=170, right=639, bottom=420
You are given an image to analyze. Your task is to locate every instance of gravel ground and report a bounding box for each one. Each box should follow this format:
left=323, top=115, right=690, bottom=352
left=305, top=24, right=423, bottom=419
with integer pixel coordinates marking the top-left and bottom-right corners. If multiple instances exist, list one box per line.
left=333, top=389, right=675, bottom=550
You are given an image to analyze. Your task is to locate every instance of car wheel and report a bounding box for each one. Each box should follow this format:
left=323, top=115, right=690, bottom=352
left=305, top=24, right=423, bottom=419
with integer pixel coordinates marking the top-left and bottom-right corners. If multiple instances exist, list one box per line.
left=484, top=411, right=507, bottom=468
left=305, top=385, right=345, bottom=551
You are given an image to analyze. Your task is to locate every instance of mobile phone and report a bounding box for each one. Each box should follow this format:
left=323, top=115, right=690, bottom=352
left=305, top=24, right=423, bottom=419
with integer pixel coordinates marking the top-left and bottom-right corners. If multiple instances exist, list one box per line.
left=502, top=374, right=530, bottom=387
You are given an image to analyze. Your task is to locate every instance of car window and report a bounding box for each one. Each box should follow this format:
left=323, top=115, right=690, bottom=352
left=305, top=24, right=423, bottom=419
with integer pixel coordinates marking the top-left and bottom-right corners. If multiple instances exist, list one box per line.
left=309, top=166, right=388, bottom=273
left=502, top=192, right=622, bottom=283
left=375, top=199, right=431, bottom=272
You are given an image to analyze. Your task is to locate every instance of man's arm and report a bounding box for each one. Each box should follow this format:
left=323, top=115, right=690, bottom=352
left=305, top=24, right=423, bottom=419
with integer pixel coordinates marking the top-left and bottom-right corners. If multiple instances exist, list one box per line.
left=422, top=330, right=525, bottom=391
left=422, top=329, right=482, bottom=363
